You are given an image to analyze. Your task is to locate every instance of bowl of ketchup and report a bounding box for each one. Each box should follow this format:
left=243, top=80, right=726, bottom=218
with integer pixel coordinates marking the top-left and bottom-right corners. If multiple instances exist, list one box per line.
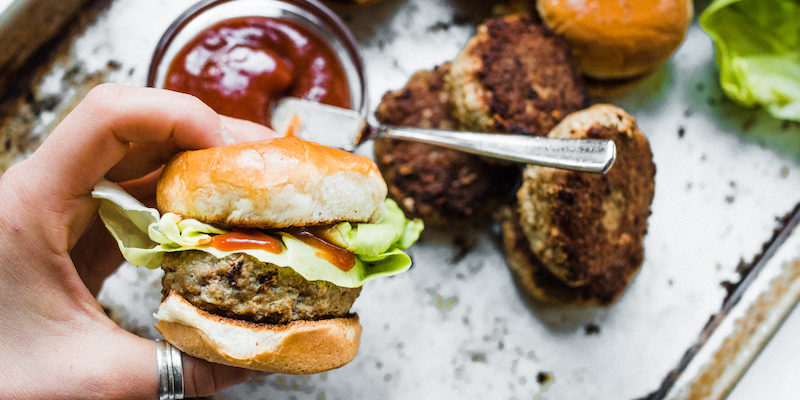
left=147, top=0, right=366, bottom=128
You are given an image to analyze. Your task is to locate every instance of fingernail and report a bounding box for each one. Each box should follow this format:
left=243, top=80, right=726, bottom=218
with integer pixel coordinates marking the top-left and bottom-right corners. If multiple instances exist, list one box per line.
left=219, top=117, right=278, bottom=145
left=219, top=121, right=237, bottom=145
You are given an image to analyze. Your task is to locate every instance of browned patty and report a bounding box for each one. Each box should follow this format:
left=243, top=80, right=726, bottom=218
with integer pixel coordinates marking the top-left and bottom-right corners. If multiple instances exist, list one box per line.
left=374, top=63, right=518, bottom=227
left=501, top=210, right=632, bottom=305
left=375, top=63, right=458, bottom=131
left=514, top=105, right=656, bottom=290
left=448, top=14, right=588, bottom=136
left=162, top=251, right=360, bottom=324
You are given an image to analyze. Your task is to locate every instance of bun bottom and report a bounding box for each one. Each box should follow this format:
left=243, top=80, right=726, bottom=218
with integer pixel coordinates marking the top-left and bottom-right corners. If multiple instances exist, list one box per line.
left=154, top=291, right=361, bottom=374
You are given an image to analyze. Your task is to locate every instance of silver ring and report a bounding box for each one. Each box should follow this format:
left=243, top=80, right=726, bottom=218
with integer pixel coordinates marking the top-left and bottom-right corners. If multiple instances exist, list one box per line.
left=156, top=339, right=184, bottom=400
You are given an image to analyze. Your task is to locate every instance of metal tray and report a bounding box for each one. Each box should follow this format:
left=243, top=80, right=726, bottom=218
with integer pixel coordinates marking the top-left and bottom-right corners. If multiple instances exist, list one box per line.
left=2, top=0, right=799, bottom=399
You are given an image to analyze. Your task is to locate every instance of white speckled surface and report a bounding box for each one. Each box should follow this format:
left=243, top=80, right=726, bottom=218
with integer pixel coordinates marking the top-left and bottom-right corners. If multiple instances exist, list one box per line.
left=26, top=0, right=796, bottom=399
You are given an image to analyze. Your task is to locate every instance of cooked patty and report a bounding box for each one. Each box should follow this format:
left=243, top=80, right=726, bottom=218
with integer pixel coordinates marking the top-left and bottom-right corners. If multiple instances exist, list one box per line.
left=501, top=211, right=631, bottom=305
left=447, top=14, right=588, bottom=136
left=514, top=104, right=656, bottom=288
left=375, top=63, right=458, bottom=131
left=162, top=250, right=361, bottom=324
left=374, top=63, right=518, bottom=227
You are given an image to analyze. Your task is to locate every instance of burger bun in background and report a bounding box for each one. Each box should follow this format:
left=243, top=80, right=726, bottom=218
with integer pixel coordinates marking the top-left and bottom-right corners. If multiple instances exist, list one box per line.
left=537, top=0, right=693, bottom=95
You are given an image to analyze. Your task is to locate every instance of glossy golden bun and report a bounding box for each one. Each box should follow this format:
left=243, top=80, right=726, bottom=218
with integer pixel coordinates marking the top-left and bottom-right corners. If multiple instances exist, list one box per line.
left=157, top=137, right=387, bottom=228
left=537, top=0, right=692, bottom=80
left=154, top=291, right=361, bottom=374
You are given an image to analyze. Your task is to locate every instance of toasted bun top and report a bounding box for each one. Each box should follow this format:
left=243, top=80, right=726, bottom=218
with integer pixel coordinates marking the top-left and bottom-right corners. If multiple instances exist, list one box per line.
left=154, top=291, right=361, bottom=374
left=157, top=137, right=387, bottom=228
left=537, top=0, right=692, bottom=80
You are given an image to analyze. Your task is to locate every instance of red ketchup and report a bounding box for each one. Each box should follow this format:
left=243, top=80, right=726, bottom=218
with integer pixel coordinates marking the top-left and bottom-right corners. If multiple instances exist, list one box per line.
left=285, top=227, right=356, bottom=272
left=165, top=17, right=351, bottom=126
left=209, top=231, right=283, bottom=254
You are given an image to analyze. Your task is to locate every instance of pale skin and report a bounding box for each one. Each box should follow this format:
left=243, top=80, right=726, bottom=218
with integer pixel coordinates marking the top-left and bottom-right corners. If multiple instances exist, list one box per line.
left=0, top=83, right=278, bottom=399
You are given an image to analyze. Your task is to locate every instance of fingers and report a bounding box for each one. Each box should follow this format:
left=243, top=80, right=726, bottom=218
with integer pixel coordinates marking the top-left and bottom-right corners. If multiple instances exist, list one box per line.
left=57, top=323, right=258, bottom=399
left=219, top=115, right=279, bottom=144
left=69, top=216, right=123, bottom=296
left=105, top=141, right=180, bottom=182
left=119, top=168, right=163, bottom=208
left=181, top=353, right=258, bottom=398
left=105, top=116, right=277, bottom=182
left=30, top=84, right=218, bottom=198
left=63, top=90, right=278, bottom=289
left=29, top=83, right=277, bottom=199
left=16, top=83, right=276, bottom=249
left=71, top=168, right=167, bottom=290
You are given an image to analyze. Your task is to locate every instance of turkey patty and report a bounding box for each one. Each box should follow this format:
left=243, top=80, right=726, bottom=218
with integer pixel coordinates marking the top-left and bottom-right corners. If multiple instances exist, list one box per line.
left=162, top=250, right=361, bottom=324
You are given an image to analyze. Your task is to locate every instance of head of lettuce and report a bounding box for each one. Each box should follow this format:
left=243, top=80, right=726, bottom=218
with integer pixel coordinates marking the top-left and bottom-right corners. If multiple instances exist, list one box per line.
left=93, top=137, right=422, bottom=374
left=701, top=0, right=800, bottom=121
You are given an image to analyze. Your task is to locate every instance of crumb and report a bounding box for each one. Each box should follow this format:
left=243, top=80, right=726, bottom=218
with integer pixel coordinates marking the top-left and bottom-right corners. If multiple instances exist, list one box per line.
left=536, top=371, right=552, bottom=384
left=470, top=353, right=487, bottom=363
left=584, top=323, right=601, bottom=335
left=37, top=95, right=59, bottom=112
left=427, top=21, right=450, bottom=32
left=106, top=60, right=122, bottom=70
left=63, top=64, right=83, bottom=82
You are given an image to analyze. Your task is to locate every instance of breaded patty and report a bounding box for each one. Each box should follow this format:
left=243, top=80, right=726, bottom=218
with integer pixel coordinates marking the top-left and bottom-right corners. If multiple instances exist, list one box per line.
left=162, top=251, right=361, bottom=324
left=508, top=104, right=655, bottom=302
left=501, top=210, right=632, bottom=305
left=447, top=14, right=588, bottom=136
left=373, top=63, right=518, bottom=227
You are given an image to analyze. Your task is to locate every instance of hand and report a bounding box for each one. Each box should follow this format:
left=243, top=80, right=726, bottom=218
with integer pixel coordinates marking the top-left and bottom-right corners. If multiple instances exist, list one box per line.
left=0, top=83, right=276, bottom=399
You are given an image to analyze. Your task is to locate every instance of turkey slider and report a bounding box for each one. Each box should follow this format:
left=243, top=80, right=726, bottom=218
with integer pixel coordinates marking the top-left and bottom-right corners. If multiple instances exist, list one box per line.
left=93, top=136, right=423, bottom=374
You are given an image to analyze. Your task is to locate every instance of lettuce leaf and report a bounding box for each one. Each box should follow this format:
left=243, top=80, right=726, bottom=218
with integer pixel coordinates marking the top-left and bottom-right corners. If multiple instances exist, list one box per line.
left=313, top=200, right=423, bottom=256
left=701, top=0, right=800, bottom=121
left=91, top=180, right=422, bottom=288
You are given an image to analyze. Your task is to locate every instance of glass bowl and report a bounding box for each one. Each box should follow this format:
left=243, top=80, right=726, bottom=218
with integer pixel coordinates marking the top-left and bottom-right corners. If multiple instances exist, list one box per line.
left=147, top=0, right=367, bottom=123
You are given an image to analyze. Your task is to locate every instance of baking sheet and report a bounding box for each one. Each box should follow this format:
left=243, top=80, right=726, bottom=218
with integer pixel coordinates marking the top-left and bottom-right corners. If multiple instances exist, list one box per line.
left=2, top=0, right=800, bottom=399
left=665, top=207, right=800, bottom=399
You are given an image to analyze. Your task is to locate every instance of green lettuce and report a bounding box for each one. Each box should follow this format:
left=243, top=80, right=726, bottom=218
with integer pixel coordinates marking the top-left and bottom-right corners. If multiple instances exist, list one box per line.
left=92, top=180, right=422, bottom=288
left=701, top=0, right=800, bottom=121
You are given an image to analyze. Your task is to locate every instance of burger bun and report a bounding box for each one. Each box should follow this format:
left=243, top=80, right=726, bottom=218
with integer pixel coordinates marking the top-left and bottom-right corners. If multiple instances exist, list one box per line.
left=537, top=0, right=692, bottom=80
left=154, top=291, right=362, bottom=374
left=157, top=137, right=388, bottom=229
